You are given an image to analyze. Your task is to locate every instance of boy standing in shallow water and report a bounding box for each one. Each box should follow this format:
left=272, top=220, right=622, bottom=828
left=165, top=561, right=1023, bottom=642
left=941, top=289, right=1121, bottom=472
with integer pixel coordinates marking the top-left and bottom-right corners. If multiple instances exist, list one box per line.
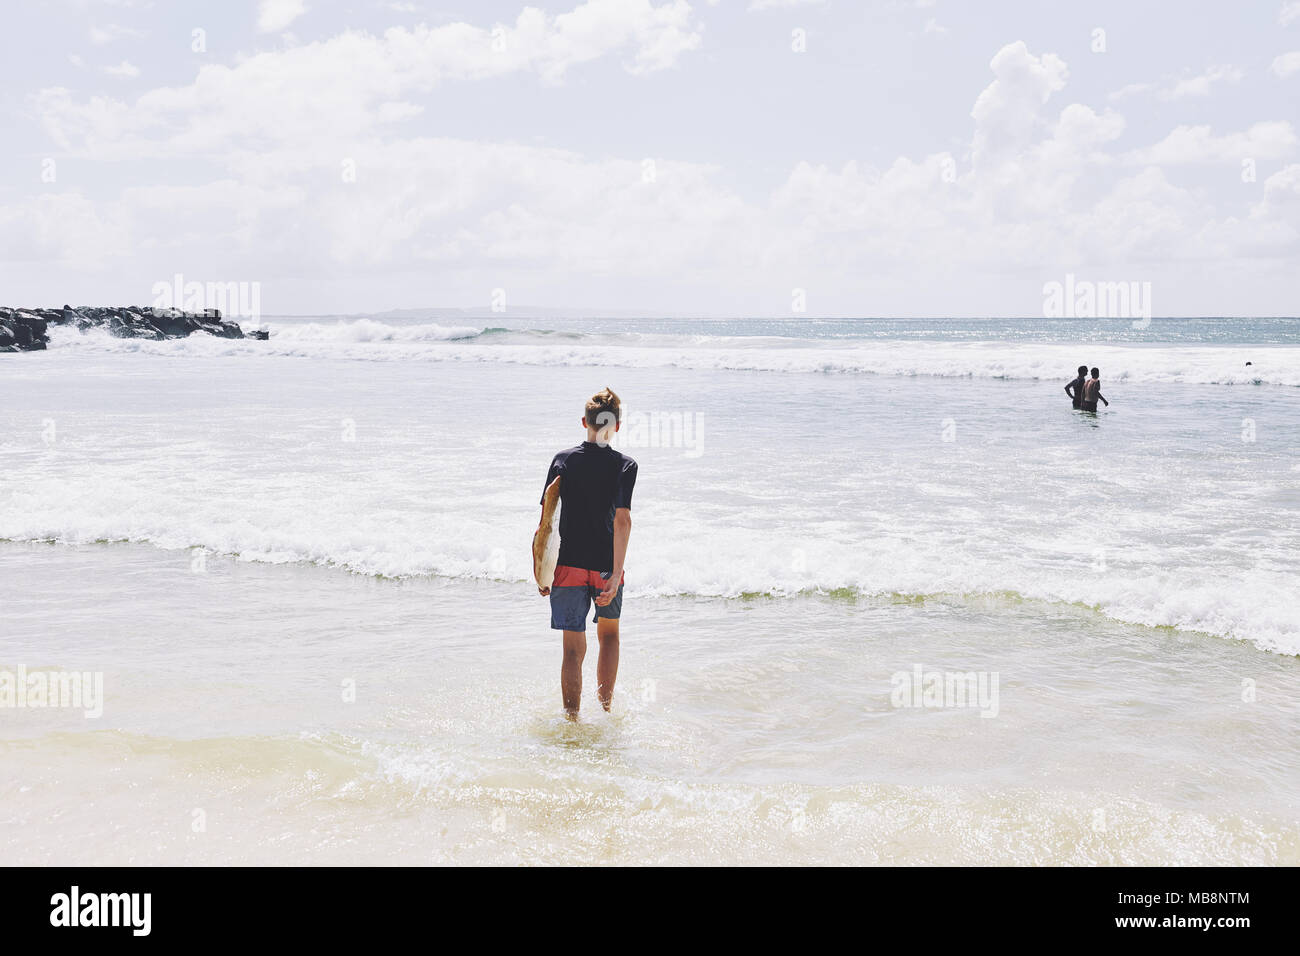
left=539, top=387, right=637, bottom=718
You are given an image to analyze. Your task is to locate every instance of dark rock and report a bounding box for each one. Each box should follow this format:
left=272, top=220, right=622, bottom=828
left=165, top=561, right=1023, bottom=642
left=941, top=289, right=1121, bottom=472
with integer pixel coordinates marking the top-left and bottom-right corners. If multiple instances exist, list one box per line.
left=22, top=313, right=48, bottom=340
left=209, top=319, right=245, bottom=339
left=1, top=311, right=46, bottom=352
left=109, top=313, right=165, bottom=340
left=1, top=304, right=268, bottom=352
left=147, top=308, right=193, bottom=337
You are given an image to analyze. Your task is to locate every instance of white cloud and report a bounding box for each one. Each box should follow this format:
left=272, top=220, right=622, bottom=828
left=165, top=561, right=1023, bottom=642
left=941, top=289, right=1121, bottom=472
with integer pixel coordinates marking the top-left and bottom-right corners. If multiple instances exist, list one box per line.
left=1110, top=64, right=1242, bottom=100
left=1264, top=163, right=1300, bottom=199
left=55, top=41, right=1194, bottom=285
left=90, top=24, right=145, bottom=45
left=923, top=18, right=946, bottom=35
left=748, top=0, right=824, bottom=10
left=553, top=0, right=702, bottom=74
left=1128, top=121, right=1297, bottom=165
left=1281, top=2, right=1300, bottom=26
left=36, top=2, right=704, bottom=158
left=0, top=193, right=128, bottom=267
left=1271, top=51, right=1300, bottom=77
left=1108, top=81, right=1154, bottom=100
left=105, top=60, right=141, bottom=78
left=12, top=33, right=1298, bottom=308
left=1164, top=64, right=1243, bottom=97
left=970, top=41, right=1068, bottom=167
left=257, top=0, right=307, bottom=34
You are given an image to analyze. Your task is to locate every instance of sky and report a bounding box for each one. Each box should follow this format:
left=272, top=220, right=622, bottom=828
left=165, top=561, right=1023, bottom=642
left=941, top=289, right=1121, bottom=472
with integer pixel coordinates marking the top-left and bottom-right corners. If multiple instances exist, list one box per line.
left=1, top=0, right=1298, bottom=317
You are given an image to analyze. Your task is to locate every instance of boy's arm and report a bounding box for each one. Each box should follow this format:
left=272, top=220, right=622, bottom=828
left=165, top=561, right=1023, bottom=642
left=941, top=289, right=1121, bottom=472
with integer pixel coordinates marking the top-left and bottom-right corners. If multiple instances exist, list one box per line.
left=595, top=457, right=637, bottom=606
left=1064, top=380, right=1076, bottom=395
left=611, top=508, right=631, bottom=577
left=1099, top=391, right=1108, bottom=406
left=595, top=509, right=631, bottom=606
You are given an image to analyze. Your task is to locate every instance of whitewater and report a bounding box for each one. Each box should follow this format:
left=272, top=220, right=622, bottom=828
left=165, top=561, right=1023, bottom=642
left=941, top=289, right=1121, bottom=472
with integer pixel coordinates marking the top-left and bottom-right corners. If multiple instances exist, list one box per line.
left=10, top=315, right=1300, bottom=655
left=45, top=317, right=1300, bottom=387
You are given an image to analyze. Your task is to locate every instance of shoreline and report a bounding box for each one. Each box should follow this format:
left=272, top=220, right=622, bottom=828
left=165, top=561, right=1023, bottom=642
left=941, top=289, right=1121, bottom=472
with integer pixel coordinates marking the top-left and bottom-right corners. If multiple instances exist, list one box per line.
left=3, top=539, right=1298, bottom=865
left=2, top=534, right=1285, bottom=657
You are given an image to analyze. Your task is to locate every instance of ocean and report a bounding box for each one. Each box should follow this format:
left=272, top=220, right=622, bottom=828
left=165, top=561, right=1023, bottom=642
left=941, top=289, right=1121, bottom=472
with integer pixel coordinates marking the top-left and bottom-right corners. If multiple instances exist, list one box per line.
left=2, top=314, right=1298, bottom=865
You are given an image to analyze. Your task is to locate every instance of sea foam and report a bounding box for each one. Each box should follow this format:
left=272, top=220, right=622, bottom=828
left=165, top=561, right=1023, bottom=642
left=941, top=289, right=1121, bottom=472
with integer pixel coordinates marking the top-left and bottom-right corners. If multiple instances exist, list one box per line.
left=45, top=322, right=1300, bottom=387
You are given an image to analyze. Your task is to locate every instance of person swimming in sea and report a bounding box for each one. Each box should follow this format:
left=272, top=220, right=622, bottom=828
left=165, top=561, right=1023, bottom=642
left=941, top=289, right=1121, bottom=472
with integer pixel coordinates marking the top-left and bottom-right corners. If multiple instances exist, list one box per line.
left=1081, top=367, right=1109, bottom=413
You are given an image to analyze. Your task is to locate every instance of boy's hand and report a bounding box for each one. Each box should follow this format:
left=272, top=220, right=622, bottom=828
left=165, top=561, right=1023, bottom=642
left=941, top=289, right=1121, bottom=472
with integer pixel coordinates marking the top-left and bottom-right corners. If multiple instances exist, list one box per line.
left=594, top=571, right=621, bottom=606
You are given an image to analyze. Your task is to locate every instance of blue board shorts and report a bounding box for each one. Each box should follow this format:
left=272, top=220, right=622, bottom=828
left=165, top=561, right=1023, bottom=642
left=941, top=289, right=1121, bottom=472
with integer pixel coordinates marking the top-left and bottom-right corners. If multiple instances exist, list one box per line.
left=549, top=565, right=624, bottom=631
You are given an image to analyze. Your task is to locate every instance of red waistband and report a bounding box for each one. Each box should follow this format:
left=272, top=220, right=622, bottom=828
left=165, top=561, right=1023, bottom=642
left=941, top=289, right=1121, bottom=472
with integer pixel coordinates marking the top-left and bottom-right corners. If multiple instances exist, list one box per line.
left=552, top=565, right=625, bottom=588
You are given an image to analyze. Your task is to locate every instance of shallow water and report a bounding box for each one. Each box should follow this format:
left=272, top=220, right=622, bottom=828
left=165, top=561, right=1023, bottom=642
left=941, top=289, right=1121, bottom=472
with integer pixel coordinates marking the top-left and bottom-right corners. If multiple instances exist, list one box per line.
left=3, top=543, right=1297, bottom=865
left=1, top=317, right=1298, bottom=864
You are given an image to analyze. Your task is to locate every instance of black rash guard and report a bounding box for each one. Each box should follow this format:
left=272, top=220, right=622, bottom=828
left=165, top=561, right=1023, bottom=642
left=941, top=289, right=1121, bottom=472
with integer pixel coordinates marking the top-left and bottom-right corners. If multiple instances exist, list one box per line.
left=541, top=441, right=638, bottom=573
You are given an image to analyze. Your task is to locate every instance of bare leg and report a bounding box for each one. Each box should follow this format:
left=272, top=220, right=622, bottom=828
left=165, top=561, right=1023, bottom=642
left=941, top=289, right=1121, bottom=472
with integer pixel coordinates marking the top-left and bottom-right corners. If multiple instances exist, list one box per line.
left=562, top=629, right=586, bottom=718
left=596, top=618, right=620, bottom=712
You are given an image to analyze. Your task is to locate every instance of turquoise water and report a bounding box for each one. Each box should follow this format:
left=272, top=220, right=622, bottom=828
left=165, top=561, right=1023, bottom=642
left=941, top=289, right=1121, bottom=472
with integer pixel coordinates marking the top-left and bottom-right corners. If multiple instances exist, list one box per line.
left=287, top=313, right=1300, bottom=344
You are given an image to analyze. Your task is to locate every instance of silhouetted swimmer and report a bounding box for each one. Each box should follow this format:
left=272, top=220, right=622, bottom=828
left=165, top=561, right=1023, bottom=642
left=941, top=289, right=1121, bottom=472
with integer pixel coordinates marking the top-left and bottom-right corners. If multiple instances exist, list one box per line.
left=1065, top=365, right=1088, bottom=409
left=1081, top=367, right=1109, bottom=413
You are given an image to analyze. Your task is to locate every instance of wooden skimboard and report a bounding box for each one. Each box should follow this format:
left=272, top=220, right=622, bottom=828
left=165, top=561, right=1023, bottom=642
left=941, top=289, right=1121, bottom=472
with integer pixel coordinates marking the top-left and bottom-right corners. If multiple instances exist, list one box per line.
left=533, top=475, right=561, bottom=594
